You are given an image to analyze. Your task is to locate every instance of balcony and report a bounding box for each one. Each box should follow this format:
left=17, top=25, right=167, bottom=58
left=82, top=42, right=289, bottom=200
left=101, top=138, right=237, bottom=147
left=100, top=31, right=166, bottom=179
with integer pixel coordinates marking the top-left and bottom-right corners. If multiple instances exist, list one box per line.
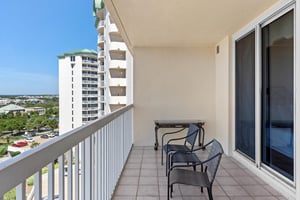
left=97, top=20, right=104, bottom=33
left=0, top=104, right=289, bottom=199
left=97, top=35, right=104, bottom=44
left=109, top=96, right=127, bottom=105
left=113, top=146, right=287, bottom=199
left=108, top=78, right=127, bottom=87
left=109, top=42, right=127, bottom=52
left=109, top=60, right=126, bottom=69
left=109, top=23, right=118, bottom=33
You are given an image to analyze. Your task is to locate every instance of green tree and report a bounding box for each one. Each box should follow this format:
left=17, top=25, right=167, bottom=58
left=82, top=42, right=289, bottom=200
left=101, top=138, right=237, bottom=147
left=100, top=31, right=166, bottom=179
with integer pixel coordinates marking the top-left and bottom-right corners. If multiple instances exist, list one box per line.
left=47, top=119, right=58, bottom=131
left=33, top=116, right=46, bottom=132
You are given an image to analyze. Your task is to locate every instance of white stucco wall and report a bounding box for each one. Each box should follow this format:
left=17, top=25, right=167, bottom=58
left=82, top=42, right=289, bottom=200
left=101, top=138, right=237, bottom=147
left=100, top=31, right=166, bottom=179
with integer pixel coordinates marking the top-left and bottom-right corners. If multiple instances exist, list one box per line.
left=133, top=47, right=216, bottom=146
left=215, top=36, right=230, bottom=154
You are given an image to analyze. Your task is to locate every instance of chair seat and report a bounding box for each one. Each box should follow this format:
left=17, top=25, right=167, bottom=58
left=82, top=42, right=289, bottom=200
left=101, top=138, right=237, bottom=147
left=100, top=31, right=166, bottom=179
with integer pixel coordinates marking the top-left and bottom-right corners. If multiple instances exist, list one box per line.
left=163, top=144, right=190, bottom=152
left=169, top=168, right=210, bottom=187
left=171, top=152, right=200, bottom=164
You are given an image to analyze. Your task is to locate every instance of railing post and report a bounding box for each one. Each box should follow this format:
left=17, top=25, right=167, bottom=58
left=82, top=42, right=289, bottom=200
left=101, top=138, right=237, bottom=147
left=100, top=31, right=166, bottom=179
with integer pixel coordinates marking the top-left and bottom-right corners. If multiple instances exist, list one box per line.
left=67, top=149, right=73, bottom=200
left=84, top=136, right=92, bottom=200
left=34, top=170, right=42, bottom=200
left=74, top=145, right=80, bottom=200
left=48, top=162, right=55, bottom=200
left=16, top=182, right=26, bottom=200
left=80, top=141, right=85, bottom=200
left=59, top=155, right=65, bottom=200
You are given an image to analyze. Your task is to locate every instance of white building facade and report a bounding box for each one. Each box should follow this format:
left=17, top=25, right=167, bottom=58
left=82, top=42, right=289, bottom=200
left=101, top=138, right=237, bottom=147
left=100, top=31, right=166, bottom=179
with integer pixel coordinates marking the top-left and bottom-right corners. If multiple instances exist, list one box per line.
left=58, top=49, right=99, bottom=134
left=94, top=2, right=133, bottom=115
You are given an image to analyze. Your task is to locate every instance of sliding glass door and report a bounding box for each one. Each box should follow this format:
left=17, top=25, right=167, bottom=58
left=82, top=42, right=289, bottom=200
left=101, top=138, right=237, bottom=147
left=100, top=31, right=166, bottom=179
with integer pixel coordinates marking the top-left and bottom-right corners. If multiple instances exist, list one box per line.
left=235, top=31, right=256, bottom=160
left=261, top=10, right=294, bottom=180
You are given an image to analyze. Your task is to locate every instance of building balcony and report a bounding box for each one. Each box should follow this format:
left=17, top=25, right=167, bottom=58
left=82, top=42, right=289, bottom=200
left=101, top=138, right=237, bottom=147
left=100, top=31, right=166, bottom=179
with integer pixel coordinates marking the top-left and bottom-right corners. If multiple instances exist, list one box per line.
left=109, top=42, right=127, bottom=52
left=109, top=96, right=127, bottom=105
left=109, top=60, right=126, bottom=69
left=109, top=23, right=118, bottom=33
left=98, top=50, right=105, bottom=60
left=82, top=113, right=98, bottom=118
left=82, top=80, right=98, bottom=84
left=0, top=104, right=287, bottom=200
left=99, top=65, right=105, bottom=73
left=97, top=20, right=104, bottom=33
left=97, top=35, right=104, bottom=44
left=82, top=74, right=98, bottom=78
left=100, top=95, right=105, bottom=102
left=82, top=66, right=98, bottom=72
left=108, top=78, right=127, bottom=87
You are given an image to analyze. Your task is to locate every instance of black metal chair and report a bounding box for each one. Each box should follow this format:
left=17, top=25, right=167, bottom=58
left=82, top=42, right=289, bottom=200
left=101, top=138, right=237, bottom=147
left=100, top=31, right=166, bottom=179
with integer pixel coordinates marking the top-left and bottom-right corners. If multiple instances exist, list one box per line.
left=167, top=139, right=224, bottom=200
left=162, top=124, right=199, bottom=175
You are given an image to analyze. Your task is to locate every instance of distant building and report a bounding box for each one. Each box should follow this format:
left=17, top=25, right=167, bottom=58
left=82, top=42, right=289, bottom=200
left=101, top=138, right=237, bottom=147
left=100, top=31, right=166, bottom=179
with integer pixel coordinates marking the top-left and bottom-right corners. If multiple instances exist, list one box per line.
left=25, top=107, right=46, bottom=115
left=0, top=99, right=11, bottom=106
left=58, top=49, right=99, bottom=134
left=0, top=104, right=25, bottom=114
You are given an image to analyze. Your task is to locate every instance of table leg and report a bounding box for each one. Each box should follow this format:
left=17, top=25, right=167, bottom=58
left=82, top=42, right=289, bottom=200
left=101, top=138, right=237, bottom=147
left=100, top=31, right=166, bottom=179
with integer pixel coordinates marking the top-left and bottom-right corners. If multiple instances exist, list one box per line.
left=154, top=126, right=159, bottom=150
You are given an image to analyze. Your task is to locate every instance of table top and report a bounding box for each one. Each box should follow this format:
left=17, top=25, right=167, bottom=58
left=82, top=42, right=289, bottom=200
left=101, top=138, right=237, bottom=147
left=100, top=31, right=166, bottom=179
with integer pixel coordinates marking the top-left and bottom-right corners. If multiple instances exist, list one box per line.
left=154, top=120, right=205, bottom=125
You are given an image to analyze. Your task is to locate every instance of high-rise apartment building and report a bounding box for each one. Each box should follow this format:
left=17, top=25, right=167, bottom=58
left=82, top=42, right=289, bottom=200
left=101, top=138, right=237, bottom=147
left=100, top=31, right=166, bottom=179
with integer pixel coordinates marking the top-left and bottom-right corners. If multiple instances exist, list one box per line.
left=58, top=49, right=99, bottom=134
left=94, top=2, right=133, bottom=115
left=58, top=3, right=132, bottom=134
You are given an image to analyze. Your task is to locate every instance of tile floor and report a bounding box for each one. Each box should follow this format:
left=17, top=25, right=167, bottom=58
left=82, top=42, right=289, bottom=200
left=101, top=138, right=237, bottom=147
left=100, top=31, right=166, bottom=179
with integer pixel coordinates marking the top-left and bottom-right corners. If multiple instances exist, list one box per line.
left=113, top=146, right=288, bottom=200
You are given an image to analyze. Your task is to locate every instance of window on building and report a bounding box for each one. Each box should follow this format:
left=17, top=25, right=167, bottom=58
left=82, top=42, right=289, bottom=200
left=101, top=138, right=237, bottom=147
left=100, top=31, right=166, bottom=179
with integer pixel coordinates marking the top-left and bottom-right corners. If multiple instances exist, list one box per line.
left=70, top=56, right=75, bottom=62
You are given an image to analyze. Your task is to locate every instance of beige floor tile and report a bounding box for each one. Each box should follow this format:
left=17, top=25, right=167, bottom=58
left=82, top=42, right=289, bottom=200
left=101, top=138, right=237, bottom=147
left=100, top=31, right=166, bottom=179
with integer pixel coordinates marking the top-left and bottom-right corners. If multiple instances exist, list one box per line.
left=140, top=169, right=157, bottom=177
left=112, top=147, right=288, bottom=200
left=139, top=176, right=158, bottom=185
left=222, top=185, right=249, bottom=196
left=243, top=185, right=271, bottom=196
left=137, top=185, right=159, bottom=196
left=113, top=196, right=136, bottom=200
left=115, top=185, right=138, bottom=196
left=119, top=176, right=139, bottom=185
left=216, top=176, right=239, bottom=186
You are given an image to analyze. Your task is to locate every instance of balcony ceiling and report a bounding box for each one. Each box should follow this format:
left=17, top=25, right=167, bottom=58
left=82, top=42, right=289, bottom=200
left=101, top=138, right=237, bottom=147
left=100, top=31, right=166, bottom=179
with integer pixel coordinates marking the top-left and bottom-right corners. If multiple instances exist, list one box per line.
left=104, top=0, right=279, bottom=48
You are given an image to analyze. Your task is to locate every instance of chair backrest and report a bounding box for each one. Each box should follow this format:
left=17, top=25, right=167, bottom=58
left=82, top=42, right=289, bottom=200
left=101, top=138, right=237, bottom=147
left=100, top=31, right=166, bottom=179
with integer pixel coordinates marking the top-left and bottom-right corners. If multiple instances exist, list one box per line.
left=184, top=124, right=199, bottom=150
left=206, top=139, right=224, bottom=183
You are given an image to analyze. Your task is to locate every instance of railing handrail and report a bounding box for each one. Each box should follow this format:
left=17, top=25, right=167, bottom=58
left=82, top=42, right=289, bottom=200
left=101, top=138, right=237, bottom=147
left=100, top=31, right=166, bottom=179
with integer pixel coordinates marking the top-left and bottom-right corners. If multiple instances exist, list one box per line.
left=0, top=104, right=134, bottom=197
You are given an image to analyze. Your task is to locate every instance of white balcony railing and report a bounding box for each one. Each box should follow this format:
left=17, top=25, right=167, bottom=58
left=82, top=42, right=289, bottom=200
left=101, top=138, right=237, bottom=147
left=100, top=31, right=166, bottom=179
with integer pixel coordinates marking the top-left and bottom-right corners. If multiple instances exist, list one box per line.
left=0, top=105, right=134, bottom=200
left=109, top=42, right=127, bottom=52
left=109, top=78, right=127, bottom=87
left=109, top=60, right=126, bottom=69
left=109, top=96, right=127, bottom=105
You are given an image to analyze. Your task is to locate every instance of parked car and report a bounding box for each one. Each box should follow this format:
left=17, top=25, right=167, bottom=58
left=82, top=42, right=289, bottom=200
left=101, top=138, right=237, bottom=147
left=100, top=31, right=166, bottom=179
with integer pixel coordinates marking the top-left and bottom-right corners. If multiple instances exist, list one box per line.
left=23, top=131, right=36, bottom=137
left=12, top=141, right=28, bottom=147
left=47, top=133, right=55, bottom=138
left=40, top=134, right=49, bottom=139
left=53, top=131, right=59, bottom=136
left=25, top=137, right=35, bottom=143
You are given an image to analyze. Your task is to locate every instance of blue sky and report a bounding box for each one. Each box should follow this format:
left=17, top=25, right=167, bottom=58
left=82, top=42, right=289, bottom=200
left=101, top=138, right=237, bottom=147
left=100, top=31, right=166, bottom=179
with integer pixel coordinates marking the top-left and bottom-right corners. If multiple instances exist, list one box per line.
left=0, top=0, right=97, bottom=95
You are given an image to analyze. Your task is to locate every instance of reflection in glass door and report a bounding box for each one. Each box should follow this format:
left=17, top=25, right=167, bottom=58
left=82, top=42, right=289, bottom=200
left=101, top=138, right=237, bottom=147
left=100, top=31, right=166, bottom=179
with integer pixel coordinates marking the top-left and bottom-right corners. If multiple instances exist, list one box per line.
left=261, top=10, right=294, bottom=180
left=235, top=31, right=256, bottom=160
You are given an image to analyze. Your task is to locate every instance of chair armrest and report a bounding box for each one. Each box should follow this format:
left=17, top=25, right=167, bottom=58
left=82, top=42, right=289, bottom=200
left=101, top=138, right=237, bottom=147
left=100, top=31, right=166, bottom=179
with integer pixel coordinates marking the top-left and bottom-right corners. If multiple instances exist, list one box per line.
left=169, top=151, right=222, bottom=171
left=161, top=128, right=186, bottom=149
left=190, top=139, right=215, bottom=152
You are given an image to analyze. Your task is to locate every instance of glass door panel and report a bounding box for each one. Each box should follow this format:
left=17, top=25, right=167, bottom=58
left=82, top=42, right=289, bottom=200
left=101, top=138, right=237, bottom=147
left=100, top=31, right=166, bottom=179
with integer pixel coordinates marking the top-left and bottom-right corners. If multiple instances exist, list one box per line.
left=261, top=10, right=294, bottom=180
left=235, top=31, right=256, bottom=160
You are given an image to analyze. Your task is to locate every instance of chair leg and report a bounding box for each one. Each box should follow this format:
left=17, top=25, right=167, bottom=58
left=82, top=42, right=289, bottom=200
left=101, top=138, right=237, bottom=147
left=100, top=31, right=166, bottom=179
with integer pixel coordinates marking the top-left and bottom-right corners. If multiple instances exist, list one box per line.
left=170, top=184, right=173, bottom=198
left=193, top=164, right=196, bottom=171
left=166, top=153, right=170, bottom=176
left=167, top=175, right=170, bottom=200
left=161, top=147, right=164, bottom=165
left=207, top=187, right=213, bottom=200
